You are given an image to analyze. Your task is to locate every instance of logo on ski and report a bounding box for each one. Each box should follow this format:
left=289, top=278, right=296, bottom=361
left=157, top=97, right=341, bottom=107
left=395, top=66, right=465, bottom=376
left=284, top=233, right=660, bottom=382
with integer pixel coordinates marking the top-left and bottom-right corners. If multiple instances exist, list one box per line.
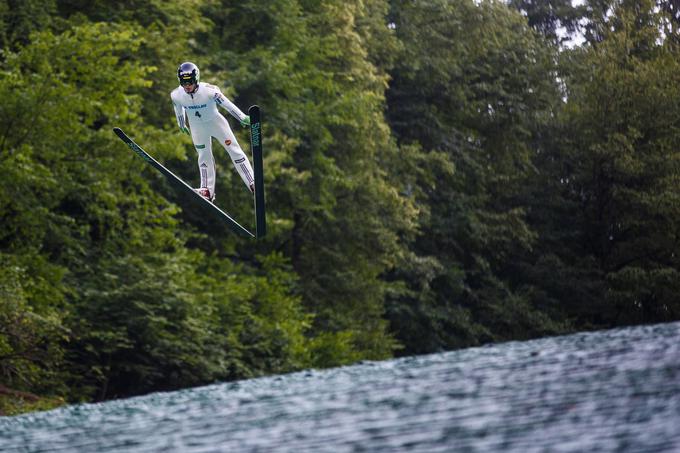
left=251, top=123, right=261, bottom=147
left=124, top=141, right=152, bottom=163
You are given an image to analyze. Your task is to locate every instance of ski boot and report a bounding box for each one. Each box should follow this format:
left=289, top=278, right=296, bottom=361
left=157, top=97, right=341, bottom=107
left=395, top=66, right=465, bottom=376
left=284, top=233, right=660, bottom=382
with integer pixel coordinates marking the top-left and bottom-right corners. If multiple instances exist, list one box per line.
left=194, top=187, right=215, bottom=203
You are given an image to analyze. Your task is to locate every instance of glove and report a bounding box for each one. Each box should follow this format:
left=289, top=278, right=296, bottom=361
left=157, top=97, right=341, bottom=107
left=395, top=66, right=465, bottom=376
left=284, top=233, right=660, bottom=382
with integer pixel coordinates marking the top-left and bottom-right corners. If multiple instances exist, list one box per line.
left=180, top=126, right=190, bottom=136
left=240, top=115, right=251, bottom=128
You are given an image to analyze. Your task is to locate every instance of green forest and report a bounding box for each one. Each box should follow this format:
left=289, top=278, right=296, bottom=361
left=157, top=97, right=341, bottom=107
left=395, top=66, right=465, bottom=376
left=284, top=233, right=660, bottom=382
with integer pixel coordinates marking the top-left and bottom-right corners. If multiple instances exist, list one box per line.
left=2, top=0, right=680, bottom=415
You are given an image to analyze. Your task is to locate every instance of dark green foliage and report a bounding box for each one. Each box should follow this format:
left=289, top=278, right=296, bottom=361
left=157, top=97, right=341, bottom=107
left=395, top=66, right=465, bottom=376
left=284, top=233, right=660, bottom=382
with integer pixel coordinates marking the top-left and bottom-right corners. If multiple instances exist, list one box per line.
left=2, top=0, right=680, bottom=413
left=0, top=0, right=59, bottom=50
left=508, top=0, right=586, bottom=44
left=0, top=253, right=67, bottom=395
left=0, top=16, right=312, bottom=404
left=530, top=0, right=680, bottom=326
left=201, top=0, right=414, bottom=362
left=385, top=0, right=567, bottom=354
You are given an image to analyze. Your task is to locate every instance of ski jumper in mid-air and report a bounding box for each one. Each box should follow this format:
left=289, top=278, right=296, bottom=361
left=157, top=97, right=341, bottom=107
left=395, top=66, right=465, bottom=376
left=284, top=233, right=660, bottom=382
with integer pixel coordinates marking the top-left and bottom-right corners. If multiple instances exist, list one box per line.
left=170, top=61, right=254, bottom=202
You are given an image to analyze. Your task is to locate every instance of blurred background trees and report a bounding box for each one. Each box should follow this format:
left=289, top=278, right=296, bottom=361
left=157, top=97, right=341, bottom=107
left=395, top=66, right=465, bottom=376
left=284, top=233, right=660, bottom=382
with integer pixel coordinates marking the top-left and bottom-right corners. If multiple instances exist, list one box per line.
left=1, top=0, right=679, bottom=411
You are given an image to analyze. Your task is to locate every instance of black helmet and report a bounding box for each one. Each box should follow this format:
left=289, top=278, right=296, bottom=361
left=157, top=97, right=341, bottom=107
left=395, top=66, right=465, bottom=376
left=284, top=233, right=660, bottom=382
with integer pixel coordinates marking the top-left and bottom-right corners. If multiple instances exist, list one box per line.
left=177, top=62, right=200, bottom=87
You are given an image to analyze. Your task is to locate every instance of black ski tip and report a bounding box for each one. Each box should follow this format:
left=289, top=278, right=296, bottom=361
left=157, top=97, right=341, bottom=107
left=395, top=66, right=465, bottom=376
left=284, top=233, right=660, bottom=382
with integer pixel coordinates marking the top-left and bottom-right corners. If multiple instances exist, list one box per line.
left=113, top=127, right=126, bottom=140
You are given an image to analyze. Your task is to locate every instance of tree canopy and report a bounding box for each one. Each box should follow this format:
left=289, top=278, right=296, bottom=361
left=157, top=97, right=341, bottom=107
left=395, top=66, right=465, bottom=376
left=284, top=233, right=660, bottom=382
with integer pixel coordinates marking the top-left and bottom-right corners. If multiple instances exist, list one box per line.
left=2, top=0, right=680, bottom=414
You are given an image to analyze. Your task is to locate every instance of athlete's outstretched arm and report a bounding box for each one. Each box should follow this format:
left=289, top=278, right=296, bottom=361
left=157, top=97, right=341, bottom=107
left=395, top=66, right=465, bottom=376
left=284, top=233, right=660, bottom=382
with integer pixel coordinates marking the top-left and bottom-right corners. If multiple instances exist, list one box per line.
left=172, top=100, right=190, bottom=134
left=214, top=90, right=249, bottom=126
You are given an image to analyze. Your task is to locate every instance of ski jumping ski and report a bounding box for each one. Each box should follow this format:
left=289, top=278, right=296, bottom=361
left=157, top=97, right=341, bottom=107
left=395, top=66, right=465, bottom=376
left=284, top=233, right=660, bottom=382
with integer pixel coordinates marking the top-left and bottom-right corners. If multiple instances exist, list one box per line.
left=249, top=105, right=266, bottom=238
left=113, top=127, right=257, bottom=238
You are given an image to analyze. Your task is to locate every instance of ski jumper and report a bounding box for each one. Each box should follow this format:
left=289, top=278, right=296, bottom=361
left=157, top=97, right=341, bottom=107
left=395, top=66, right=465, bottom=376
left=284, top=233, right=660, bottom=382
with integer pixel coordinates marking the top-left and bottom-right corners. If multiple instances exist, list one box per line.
left=170, top=83, right=254, bottom=198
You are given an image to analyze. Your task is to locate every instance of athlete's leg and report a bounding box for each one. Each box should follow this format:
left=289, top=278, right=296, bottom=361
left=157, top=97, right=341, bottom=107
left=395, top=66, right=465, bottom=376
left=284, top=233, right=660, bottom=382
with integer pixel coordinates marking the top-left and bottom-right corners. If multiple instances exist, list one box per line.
left=213, top=114, right=255, bottom=192
left=190, top=122, right=217, bottom=198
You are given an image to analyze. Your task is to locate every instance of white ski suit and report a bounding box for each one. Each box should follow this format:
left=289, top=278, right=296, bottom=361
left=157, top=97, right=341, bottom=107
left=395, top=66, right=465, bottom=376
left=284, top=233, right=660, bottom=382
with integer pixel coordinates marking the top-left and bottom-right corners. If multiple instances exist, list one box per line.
left=170, top=83, right=254, bottom=198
